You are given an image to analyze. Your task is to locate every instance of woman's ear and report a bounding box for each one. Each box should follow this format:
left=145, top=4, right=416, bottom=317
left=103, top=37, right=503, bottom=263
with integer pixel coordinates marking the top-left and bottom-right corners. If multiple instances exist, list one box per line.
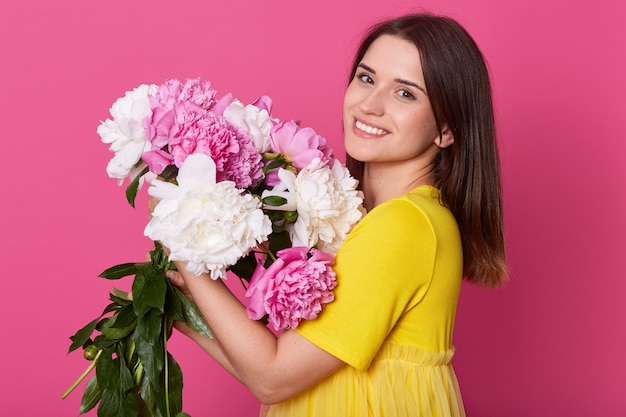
left=435, top=128, right=455, bottom=149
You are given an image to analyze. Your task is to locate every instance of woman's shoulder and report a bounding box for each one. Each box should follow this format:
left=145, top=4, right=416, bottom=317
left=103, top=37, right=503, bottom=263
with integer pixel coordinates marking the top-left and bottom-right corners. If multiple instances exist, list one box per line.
left=350, top=187, right=436, bottom=239
left=354, top=186, right=458, bottom=244
left=368, top=186, right=446, bottom=220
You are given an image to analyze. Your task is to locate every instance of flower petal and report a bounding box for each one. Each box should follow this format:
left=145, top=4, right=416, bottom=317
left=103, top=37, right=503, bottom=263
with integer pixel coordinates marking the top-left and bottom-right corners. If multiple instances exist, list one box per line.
left=175, top=153, right=218, bottom=192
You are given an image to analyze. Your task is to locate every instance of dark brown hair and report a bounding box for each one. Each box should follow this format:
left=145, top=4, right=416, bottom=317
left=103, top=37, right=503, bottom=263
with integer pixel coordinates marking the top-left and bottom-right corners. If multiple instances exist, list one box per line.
left=346, top=13, right=507, bottom=287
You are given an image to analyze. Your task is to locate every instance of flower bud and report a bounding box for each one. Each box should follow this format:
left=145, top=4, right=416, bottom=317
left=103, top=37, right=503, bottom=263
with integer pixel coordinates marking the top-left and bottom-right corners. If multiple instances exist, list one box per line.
left=284, top=211, right=298, bottom=223
left=83, top=345, right=98, bottom=361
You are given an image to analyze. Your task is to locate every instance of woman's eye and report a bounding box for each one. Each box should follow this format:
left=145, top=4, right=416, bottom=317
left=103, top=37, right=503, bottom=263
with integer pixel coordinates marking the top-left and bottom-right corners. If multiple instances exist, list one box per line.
left=357, top=73, right=374, bottom=84
left=397, top=89, right=415, bottom=100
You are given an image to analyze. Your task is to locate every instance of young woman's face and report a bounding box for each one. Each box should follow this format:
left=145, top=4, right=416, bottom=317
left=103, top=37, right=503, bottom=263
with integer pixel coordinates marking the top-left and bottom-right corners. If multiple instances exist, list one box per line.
left=343, top=35, right=446, bottom=167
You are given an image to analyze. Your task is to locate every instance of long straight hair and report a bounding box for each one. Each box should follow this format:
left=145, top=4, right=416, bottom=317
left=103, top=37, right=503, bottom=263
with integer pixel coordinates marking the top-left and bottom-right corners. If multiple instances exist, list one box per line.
left=346, top=13, right=507, bottom=287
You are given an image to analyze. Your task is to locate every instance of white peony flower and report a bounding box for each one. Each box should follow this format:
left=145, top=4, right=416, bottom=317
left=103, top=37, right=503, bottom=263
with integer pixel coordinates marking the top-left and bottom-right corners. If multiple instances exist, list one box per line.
left=144, top=153, right=272, bottom=280
left=97, top=84, right=158, bottom=182
left=223, top=99, right=273, bottom=153
left=262, top=158, right=365, bottom=253
left=259, top=176, right=297, bottom=212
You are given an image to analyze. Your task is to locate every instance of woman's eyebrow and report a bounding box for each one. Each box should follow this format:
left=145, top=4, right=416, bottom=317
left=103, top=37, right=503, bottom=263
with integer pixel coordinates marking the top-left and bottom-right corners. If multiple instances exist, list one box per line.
left=394, top=77, right=427, bottom=95
left=358, top=63, right=427, bottom=95
left=358, top=63, right=376, bottom=73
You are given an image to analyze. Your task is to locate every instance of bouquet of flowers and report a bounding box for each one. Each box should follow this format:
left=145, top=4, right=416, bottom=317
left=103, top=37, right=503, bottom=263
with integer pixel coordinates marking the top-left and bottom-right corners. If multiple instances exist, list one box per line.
left=63, top=78, right=365, bottom=417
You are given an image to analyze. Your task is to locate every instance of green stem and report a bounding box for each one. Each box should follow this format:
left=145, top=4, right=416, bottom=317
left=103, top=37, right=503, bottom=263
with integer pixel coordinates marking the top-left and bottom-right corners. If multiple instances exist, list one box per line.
left=238, top=275, right=248, bottom=291
left=127, top=340, right=136, bottom=362
left=163, top=316, right=171, bottom=417
left=260, top=242, right=277, bottom=262
left=61, top=349, right=103, bottom=399
left=154, top=242, right=175, bottom=272
left=133, top=361, right=144, bottom=386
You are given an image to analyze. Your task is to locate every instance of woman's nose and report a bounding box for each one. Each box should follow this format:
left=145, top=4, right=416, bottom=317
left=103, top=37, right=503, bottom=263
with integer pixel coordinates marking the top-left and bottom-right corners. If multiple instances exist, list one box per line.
left=358, top=88, right=385, bottom=116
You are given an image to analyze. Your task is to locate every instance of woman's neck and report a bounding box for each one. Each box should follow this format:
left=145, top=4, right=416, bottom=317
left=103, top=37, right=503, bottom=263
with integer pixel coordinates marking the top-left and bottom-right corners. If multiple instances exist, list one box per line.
left=361, top=162, right=434, bottom=211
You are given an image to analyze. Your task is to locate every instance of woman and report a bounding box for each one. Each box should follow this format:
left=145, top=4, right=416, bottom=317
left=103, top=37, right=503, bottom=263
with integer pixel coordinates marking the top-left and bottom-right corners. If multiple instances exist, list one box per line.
left=161, top=12, right=507, bottom=417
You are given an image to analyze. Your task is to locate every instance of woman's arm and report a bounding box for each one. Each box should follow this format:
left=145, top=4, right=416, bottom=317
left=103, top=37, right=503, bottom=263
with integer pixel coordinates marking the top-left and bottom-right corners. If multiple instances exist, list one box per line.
left=172, top=321, right=244, bottom=382
left=169, top=264, right=345, bottom=405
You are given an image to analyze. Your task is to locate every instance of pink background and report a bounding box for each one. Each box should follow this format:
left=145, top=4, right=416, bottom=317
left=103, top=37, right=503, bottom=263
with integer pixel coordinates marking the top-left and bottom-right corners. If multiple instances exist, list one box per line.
left=1, top=0, right=624, bottom=416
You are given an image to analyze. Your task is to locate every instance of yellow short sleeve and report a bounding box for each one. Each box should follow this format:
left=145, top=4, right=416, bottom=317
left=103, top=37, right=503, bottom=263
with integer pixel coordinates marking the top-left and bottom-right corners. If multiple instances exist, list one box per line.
left=295, top=186, right=461, bottom=370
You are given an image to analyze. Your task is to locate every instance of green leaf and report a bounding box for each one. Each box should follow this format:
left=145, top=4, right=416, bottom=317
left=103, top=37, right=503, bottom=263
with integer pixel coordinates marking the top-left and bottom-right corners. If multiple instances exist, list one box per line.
left=262, top=195, right=288, bottom=207
left=164, top=281, right=185, bottom=322
left=160, top=164, right=179, bottom=182
left=174, top=287, right=212, bottom=339
left=112, top=287, right=131, bottom=299
left=227, top=251, right=258, bottom=283
left=132, top=267, right=167, bottom=320
left=95, top=316, right=111, bottom=332
left=79, top=375, right=101, bottom=414
left=102, top=301, right=122, bottom=315
left=102, top=304, right=137, bottom=340
left=125, top=166, right=149, bottom=208
left=115, top=345, right=135, bottom=393
left=150, top=242, right=177, bottom=273
left=267, top=230, right=291, bottom=266
left=96, top=346, right=117, bottom=391
left=92, top=334, right=116, bottom=350
left=175, top=413, right=191, bottom=417
left=264, top=157, right=286, bottom=172
left=283, top=210, right=298, bottom=223
left=138, top=375, right=164, bottom=417
left=99, top=263, right=141, bottom=280
left=69, top=318, right=99, bottom=353
left=97, top=388, right=139, bottom=417
left=166, top=353, right=184, bottom=416
left=133, top=309, right=164, bottom=386
left=105, top=305, right=136, bottom=330
left=152, top=380, right=168, bottom=417
left=96, top=346, right=139, bottom=417
left=109, top=293, right=132, bottom=308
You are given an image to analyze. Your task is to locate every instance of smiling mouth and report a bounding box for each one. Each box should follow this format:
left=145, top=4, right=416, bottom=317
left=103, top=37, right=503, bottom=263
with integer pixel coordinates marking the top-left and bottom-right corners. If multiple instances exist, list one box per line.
left=355, top=120, right=389, bottom=136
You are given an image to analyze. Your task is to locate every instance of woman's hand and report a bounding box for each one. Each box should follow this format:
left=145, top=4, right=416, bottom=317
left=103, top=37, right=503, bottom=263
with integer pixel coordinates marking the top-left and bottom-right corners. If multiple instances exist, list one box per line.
left=166, top=269, right=192, bottom=301
left=148, top=195, right=160, bottom=217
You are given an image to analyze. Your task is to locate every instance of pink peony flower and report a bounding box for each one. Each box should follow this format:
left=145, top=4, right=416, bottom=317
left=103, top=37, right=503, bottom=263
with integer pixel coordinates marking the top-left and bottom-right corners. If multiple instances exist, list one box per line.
left=251, top=95, right=273, bottom=113
left=140, top=78, right=264, bottom=188
left=150, top=78, right=217, bottom=112
left=223, top=97, right=275, bottom=154
left=245, top=247, right=337, bottom=330
left=142, top=149, right=173, bottom=175
left=147, top=78, right=217, bottom=149
left=245, top=261, right=272, bottom=321
left=210, top=93, right=234, bottom=116
left=168, top=108, right=264, bottom=189
left=268, top=120, right=334, bottom=171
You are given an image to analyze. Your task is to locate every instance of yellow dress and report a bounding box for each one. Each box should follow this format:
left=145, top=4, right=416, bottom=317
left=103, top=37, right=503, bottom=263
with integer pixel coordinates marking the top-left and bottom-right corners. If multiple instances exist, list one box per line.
left=267, top=186, right=466, bottom=417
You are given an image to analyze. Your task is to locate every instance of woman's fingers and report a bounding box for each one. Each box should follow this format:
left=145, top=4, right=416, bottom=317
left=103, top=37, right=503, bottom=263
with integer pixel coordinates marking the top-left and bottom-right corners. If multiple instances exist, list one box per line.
left=148, top=196, right=160, bottom=214
left=166, top=270, right=193, bottom=299
left=166, top=269, right=181, bottom=284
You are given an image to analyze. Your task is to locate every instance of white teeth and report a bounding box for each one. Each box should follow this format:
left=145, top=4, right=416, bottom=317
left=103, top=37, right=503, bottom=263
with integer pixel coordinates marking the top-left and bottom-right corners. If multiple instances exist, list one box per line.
left=355, top=120, right=387, bottom=136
